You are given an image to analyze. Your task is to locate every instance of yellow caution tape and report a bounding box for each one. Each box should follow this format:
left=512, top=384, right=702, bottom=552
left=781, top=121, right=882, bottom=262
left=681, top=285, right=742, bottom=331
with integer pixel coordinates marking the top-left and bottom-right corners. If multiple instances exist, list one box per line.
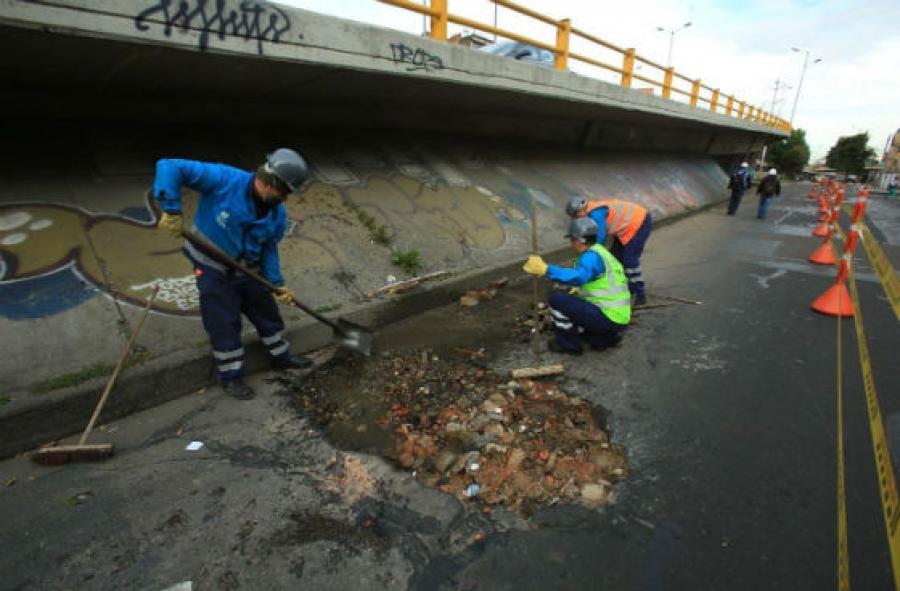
left=858, top=223, right=900, bottom=321
left=836, top=304, right=851, bottom=590
left=844, top=251, right=900, bottom=589
left=840, top=204, right=900, bottom=320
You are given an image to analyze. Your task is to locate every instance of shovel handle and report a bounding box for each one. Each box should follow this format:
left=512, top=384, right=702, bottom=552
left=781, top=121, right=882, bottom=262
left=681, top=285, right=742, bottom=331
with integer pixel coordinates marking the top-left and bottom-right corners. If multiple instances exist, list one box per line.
left=180, top=231, right=344, bottom=333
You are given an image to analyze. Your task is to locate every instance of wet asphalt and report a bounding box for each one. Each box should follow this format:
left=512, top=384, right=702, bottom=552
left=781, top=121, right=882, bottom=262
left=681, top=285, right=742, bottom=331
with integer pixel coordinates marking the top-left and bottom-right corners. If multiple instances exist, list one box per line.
left=0, top=183, right=897, bottom=590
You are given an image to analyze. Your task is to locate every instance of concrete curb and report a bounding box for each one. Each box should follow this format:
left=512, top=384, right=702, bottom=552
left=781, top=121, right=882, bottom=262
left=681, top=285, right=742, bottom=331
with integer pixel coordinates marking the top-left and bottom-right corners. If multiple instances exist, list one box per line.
left=0, top=198, right=726, bottom=459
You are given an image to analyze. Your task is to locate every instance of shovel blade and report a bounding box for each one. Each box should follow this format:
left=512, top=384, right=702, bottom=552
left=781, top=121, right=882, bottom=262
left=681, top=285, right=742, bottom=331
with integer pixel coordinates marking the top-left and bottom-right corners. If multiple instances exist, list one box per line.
left=335, top=319, right=373, bottom=356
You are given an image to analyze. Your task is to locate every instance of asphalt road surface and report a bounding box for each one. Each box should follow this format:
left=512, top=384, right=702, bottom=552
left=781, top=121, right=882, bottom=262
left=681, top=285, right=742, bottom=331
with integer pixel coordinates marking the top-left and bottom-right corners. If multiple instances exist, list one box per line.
left=1, top=183, right=897, bottom=590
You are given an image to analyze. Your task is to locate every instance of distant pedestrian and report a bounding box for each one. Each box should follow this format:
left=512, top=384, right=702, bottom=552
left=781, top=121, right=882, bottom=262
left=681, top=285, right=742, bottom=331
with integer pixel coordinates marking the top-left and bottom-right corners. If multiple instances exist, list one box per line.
left=756, top=168, right=781, bottom=219
left=727, top=162, right=752, bottom=215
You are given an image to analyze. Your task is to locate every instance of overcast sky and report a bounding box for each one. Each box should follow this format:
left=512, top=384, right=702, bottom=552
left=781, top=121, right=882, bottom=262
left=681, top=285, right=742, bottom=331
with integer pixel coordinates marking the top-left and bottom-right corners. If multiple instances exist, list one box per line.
left=281, top=0, right=899, bottom=161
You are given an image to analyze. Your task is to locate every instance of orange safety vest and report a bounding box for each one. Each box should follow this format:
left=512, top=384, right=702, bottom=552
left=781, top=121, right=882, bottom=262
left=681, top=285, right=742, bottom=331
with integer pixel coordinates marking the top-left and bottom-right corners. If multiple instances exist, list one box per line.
left=582, top=198, right=647, bottom=245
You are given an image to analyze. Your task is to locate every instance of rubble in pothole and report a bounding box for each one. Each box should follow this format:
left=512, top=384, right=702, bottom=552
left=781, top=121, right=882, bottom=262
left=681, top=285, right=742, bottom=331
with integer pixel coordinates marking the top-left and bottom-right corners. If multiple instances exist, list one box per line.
left=296, top=349, right=628, bottom=516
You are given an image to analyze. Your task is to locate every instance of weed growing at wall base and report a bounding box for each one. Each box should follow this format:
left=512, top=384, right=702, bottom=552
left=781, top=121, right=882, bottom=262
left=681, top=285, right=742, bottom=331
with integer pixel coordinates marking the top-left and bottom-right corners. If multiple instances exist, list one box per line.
left=392, top=249, right=422, bottom=276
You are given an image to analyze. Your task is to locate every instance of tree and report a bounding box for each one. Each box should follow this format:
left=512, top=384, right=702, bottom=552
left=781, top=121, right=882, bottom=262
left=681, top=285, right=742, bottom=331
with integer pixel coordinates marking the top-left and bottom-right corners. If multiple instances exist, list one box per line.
left=825, top=132, right=877, bottom=177
left=768, top=129, right=810, bottom=178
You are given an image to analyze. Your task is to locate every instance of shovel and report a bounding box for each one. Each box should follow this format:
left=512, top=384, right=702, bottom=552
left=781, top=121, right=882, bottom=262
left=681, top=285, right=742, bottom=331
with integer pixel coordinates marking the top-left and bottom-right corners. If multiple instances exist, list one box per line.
left=182, top=230, right=373, bottom=356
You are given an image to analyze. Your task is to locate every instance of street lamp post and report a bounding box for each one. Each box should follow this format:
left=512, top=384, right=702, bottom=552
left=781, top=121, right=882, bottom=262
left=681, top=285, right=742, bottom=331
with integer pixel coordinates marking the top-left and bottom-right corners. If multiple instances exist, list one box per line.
left=656, top=21, right=692, bottom=67
left=789, top=48, right=822, bottom=124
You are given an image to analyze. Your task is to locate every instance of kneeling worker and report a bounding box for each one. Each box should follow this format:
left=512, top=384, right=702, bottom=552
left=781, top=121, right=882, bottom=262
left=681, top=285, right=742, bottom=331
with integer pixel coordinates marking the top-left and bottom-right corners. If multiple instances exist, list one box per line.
left=523, top=217, right=631, bottom=355
left=566, top=195, right=652, bottom=306
left=153, top=148, right=312, bottom=400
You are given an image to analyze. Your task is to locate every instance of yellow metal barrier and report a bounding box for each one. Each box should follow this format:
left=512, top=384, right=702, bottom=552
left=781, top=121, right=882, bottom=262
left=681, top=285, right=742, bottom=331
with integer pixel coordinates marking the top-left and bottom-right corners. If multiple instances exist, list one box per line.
left=377, top=0, right=791, bottom=132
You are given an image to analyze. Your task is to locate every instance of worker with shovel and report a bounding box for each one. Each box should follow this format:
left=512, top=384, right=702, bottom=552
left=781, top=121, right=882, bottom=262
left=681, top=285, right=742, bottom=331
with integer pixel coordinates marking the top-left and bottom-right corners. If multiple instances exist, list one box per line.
left=565, top=195, right=652, bottom=306
left=152, top=148, right=313, bottom=400
left=523, top=217, right=631, bottom=355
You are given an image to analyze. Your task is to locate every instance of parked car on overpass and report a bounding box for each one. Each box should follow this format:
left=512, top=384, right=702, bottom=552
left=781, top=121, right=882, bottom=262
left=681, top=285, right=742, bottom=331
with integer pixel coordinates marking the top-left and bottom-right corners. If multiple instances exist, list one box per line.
left=478, top=40, right=555, bottom=68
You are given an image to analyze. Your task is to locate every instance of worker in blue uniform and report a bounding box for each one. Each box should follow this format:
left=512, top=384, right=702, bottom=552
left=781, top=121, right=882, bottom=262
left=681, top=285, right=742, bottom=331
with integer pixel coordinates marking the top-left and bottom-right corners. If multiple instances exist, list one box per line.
left=152, top=148, right=312, bottom=399
left=523, top=217, right=631, bottom=355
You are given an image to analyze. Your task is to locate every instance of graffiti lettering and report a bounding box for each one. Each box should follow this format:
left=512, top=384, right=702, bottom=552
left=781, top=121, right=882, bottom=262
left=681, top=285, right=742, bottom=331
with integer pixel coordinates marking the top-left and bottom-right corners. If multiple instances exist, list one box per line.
left=135, top=0, right=292, bottom=55
left=390, top=43, right=444, bottom=72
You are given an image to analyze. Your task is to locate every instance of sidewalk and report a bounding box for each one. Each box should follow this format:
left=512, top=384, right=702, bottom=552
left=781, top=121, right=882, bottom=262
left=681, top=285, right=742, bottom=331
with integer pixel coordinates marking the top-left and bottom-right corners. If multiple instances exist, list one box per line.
left=0, top=133, right=729, bottom=457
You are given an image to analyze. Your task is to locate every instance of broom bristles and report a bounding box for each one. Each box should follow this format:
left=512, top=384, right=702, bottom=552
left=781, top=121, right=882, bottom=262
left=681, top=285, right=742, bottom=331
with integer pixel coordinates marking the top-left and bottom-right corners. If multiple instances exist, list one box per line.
left=30, top=444, right=114, bottom=465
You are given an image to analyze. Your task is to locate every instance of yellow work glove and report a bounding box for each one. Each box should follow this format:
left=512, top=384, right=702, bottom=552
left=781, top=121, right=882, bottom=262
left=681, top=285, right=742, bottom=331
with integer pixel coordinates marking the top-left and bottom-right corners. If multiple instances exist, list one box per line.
left=158, top=212, right=183, bottom=237
left=274, top=287, right=295, bottom=305
left=523, top=255, right=548, bottom=277
left=568, top=287, right=580, bottom=295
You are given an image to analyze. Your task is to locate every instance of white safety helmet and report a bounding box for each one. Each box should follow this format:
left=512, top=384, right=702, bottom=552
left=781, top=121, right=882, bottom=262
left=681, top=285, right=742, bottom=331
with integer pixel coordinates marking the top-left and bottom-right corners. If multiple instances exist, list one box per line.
left=740, top=162, right=749, bottom=168
left=768, top=168, right=777, bottom=175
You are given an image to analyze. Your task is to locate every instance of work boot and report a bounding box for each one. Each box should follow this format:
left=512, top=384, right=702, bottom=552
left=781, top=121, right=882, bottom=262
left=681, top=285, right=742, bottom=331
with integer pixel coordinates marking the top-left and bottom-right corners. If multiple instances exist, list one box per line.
left=547, top=340, right=582, bottom=356
left=633, top=293, right=647, bottom=307
left=273, top=355, right=314, bottom=370
left=222, top=379, right=255, bottom=400
left=591, top=333, right=624, bottom=351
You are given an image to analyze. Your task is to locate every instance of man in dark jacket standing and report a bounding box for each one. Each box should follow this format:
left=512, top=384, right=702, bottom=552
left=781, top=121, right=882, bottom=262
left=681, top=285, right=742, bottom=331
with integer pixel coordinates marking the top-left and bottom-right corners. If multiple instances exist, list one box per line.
left=727, top=162, right=752, bottom=215
left=756, top=168, right=781, bottom=219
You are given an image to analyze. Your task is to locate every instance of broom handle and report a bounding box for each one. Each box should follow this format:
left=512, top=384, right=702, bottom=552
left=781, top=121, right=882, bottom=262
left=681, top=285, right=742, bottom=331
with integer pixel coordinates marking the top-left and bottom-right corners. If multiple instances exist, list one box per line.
left=79, top=287, right=159, bottom=445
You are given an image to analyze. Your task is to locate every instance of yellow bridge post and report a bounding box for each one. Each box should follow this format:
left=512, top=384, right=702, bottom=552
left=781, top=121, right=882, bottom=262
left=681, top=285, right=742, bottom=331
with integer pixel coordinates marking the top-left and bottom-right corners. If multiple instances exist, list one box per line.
left=690, top=79, right=701, bottom=106
left=555, top=18, right=570, bottom=71
left=662, top=67, right=674, bottom=98
left=621, top=48, right=635, bottom=87
left=725, top=95, right=734, bottom=116
left=710, top=88, right=719, bottom=113
left=429, top=0, right=447, bottom=41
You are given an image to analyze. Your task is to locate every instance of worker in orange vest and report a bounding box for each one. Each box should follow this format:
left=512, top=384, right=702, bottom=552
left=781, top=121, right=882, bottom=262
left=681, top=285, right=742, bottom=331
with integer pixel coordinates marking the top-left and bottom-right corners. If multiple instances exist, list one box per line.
left=566, top=195, right=652, bottom=306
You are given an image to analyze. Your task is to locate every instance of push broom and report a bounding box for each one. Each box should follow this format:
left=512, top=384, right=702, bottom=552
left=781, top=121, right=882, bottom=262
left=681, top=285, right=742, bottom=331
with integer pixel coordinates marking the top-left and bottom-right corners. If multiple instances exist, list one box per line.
left=30, top=287, right=159, bottom=465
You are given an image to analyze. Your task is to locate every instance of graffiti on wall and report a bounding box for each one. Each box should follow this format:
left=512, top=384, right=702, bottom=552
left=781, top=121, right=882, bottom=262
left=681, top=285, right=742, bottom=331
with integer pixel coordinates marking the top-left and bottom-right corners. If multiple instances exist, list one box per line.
left=0, top=198, right=198, bottom=319
left=390, top=43, right=444, bottom=72
left=134, top=0, right=295, bottom=54
left=0, top=143, right=725, bottom=321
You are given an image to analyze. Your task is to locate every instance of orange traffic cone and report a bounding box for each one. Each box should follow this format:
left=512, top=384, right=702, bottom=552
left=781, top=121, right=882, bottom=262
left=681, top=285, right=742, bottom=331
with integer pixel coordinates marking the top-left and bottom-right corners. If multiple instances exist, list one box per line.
left=808, top=238, right=836, bottom=265
left=812, top=220, right=830, bottom=237
left=811, top=260, right=853, bottom=317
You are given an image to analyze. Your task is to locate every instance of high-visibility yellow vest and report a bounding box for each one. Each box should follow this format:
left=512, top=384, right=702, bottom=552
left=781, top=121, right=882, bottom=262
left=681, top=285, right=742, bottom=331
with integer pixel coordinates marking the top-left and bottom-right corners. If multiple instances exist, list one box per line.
left=578, top=244, right=631, bottom=324
left=583, top=198, right=647, bottom=245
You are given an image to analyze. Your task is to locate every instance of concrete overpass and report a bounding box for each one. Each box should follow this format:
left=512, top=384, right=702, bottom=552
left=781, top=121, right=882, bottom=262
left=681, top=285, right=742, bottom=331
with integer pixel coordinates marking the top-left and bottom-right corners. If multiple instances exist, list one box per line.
left=0, top=0, right=786, bottom=455
left=0, top=0, right=783, bottom=153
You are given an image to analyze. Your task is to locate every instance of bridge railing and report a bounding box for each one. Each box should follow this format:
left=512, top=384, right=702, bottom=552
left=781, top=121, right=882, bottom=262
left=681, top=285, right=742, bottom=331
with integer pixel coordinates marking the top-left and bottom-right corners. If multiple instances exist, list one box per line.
left=377, top=0, right=790, bottom=133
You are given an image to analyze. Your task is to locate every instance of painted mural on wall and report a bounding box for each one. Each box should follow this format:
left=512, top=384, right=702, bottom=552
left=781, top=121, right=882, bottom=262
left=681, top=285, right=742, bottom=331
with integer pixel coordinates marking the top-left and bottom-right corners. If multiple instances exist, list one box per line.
left=0, top=142, right=722, bottom=321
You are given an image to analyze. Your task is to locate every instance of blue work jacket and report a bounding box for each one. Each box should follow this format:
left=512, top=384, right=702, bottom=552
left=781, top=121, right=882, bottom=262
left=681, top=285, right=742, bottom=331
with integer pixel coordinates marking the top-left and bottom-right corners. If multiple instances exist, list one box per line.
left=586, top=208, right=608, bottom=244
left=153, top=159, right=287, bottom=286
left=546, top=249, right=605, bottom=286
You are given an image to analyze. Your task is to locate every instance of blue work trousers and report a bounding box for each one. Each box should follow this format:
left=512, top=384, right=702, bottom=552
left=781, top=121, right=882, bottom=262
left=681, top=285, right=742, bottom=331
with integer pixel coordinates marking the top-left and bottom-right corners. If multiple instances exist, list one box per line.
left=757, top=195, right=775, bottom=219
left=194, top=262, right=292, bottom=383
left=548, top=292, right=627, bottom=353
left=610, top=214, right=652, bottom=297
left=727, top=189, right=745, bottom=215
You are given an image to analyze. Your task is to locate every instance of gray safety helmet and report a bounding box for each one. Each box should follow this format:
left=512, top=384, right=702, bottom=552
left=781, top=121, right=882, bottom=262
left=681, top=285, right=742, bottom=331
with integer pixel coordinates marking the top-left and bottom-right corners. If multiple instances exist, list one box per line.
left=565, top=217, right=599, bottom=243
left=264, top=148, right=310, bottom=192
left=565, top=195, right=588, bottom=217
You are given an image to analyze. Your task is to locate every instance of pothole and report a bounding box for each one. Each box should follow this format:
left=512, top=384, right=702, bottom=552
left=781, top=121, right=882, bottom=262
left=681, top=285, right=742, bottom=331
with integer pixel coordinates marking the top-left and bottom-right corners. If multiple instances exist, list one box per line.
left=289, top=281, right=629, bottom=516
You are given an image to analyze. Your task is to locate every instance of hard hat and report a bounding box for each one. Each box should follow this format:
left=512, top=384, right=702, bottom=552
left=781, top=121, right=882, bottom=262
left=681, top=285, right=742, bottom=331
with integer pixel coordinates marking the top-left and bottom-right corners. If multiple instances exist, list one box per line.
left=769, top=168, right=777, bottom=175
left=565, top=195, right=588, bottom=217
left=740, top=162, right=749, bottom=168
left=264, top=148, right=310, bottom=192
left=565, top=217, right=599, bottom=243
